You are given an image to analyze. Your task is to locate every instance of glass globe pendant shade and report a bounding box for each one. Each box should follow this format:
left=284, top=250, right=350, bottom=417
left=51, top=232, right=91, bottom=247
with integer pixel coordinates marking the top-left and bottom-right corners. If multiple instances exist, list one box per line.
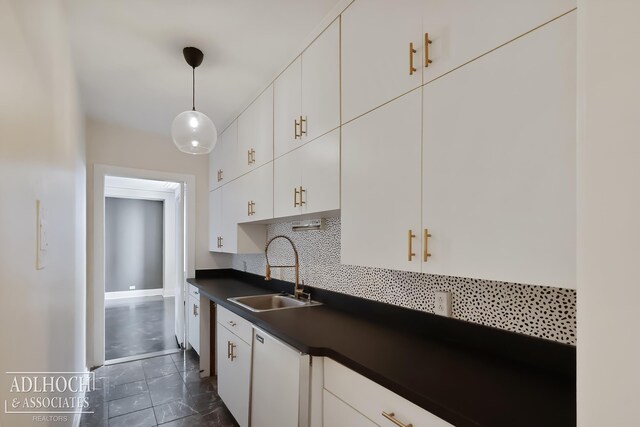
left=172, top=110, right=217, bottom=155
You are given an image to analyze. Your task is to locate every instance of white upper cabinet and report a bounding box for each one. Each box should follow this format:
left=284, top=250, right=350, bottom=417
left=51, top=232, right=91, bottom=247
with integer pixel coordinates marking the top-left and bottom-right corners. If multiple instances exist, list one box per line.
left=236, top=163, right=274, bottom=223
left=274, top=57, right=302, bottom=159
left=237, top=85, right=274, bottom=176
left=422, top=12, right=576, bottom=288
left=275, top=19, right=340, bottom=159
left=341, top=0, right=423, bottom=124
left=301, top=18, right=341, bottom=142
left=341, top=0, right=576, bottom=124
left=209, top=189, right=223, bottom=252
left=274, top=129, right=340, bottom=219
left=421, top=0, right=576, bottom=84
left=210, top=120, right=238, bottom=190
left=341, top=90, right=422, bottom=273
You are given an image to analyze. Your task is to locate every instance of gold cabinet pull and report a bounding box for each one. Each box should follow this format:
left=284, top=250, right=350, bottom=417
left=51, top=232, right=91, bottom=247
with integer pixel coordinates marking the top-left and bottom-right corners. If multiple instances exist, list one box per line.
left=423, top=228, right=432, bottom=261
left=247, top=200, right=251, bottom=216
left=299, top=116, right=307, bottom=137
left=294, top=118, right=300, bottom=139
left=227, top=320, right=236, bottom=327
left=217, top=169, right=223, bottom=182
left=409, top=42, right=417, bottom=75
left=227, top=340, right=231, bottom=359
left=424, top=33, right=432, bottom=67
left=408, top=230, right=416, bottom=261
left=299, top=186, right=306, bottom=206
left=382, top=411, right=412, bottom=427
left=250, top=201, right=255, bottom=216
left=247, top=148, right=255, bottom=165
left=220, top=236, right=223, bottom=248
left=229, top=342, right=237, bottom=361
left=294, top=187, right=300, bottom=207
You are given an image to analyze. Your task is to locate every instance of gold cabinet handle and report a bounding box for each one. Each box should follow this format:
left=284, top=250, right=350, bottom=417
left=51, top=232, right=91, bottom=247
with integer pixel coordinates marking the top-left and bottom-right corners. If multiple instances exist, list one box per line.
left=247, top=148, right=255, bottom=165
left=229, top=342, right=237, bottom=361
left=408, top=230, right=416, bottom=261
left=299, top=115, right=307, bottom=137
left=382, top=411, right=412, bottom=427
left=220, top=236, right=223, bottom=248
left=294, top=187, right=300, bottom=207
left=409, top=42, right=417, bottom=75
left=294, top=118, right=300, bottom=139
left=250, top=201, right=255, bottom=216
left=217, top=169, right=223, bottom=182
left=423, top=228, right=432, bottom=261
left=227, top=340, right=231, bottom=359
left=299, top=186, right=306, bottom=206
left=193, top=304, right=198, bottom=317
left=425, top=33, right=432, bottom=67
left=227, top=320, right=236, bottom=327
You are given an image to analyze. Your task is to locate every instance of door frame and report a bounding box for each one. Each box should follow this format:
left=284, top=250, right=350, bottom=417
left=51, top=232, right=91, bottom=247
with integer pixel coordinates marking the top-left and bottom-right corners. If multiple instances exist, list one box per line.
left=90, top=164, right=196, bottom=367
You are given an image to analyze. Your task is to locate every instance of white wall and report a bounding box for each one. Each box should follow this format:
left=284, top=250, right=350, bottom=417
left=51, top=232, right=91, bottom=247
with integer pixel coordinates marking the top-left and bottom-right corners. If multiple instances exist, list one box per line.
left=577, top=0, right=640, bottom=425
left=0, top=1, right=86, bottom=426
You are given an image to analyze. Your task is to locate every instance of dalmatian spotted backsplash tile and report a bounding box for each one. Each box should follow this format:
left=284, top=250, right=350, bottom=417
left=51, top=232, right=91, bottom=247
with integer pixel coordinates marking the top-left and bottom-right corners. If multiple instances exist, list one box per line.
left=232, top=217, right=577, bottom=345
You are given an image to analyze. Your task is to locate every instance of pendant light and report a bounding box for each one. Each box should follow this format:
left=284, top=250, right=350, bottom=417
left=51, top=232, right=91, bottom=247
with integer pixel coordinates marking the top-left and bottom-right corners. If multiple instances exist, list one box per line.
left=172, top=47, right=217, bottom=155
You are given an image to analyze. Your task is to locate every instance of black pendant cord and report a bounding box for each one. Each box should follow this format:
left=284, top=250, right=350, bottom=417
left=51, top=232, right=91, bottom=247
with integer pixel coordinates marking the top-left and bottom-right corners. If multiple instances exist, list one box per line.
left=192, top=67, right=196, bottom=111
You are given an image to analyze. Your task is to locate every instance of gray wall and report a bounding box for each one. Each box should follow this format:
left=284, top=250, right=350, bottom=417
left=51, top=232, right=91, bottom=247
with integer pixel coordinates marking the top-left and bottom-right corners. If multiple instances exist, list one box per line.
left=105, top=197, right=164, bottom=292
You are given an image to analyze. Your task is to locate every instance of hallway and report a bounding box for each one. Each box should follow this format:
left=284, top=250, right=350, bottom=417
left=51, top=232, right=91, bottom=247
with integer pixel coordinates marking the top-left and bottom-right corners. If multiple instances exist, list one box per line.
left=105, top=296, right=179, bottom=361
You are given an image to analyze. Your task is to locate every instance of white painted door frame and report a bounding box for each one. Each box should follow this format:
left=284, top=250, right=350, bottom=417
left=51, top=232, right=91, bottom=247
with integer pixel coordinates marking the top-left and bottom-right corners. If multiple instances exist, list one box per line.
left=91, top=164, right=196, bottom=367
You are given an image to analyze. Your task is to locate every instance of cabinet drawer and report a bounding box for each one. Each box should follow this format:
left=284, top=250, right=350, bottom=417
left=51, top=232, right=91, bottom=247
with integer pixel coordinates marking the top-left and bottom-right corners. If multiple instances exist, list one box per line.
left=324, top=358, right=452, bottom=427
left=188, top=284, right=200, bottom=299
left=217, top=305, right=253, bottom=345
left=323, top=389, right=376, bottom=427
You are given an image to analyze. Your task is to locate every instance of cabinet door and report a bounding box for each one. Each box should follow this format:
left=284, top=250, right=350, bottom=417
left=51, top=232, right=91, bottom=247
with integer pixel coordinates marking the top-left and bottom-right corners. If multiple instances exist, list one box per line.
left=237, top=163, right=274, bottom=223
left=216, top=324, right=250, bottom=427
left=274, top=57, right=302, bottom=158
left=237, top=85, right=274, bottom=175
left=341, top=89, right=422, bottom=272
left=188, top=295, right=199, bottom=354
left=323, top=390, right=377, bottom=427
left=301, top=18, right=340, bottom=142
left=220, top=180, right=239, bottom=253
left=208, top=189, right=223, bottom=252
left=274, top=148, right=302, bottom=219
left=341, top=0, right=422, bottom=124
left=300, top=128, right=340, bottom=215
left=421, top=0, right=576, bottom=84
left=209, top=129, right=225, bottom=190
left=422, top=12, right=576, bottom=287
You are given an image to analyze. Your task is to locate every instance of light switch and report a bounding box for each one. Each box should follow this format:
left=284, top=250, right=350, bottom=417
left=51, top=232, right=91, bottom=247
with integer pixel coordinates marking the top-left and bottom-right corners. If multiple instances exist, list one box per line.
left=36, top=200, right=48, bottom=270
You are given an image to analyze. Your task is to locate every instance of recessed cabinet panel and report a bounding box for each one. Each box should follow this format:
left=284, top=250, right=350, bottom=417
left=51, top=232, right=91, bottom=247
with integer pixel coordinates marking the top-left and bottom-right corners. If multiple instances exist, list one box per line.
left=341, top=89, right=422, bottom=272
left=237, top=85, right=274, bottom=175
left=422, top=12, right=576, bottom=288
left=323, top=389, right=377, bottom=427
left=341, top=0, right=423, bottom=124
left=274, top=57, right=302, bottom=159
left=421, top=0, right=576, bottom=84
left=301, top=18, right=340, bottom=142
left=220, top=179, right=239, bottom=254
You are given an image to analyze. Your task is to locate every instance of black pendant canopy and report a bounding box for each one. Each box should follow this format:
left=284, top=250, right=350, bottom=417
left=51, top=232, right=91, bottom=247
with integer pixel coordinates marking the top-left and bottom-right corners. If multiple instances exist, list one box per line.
left=183, top=47, right=203, bottom=69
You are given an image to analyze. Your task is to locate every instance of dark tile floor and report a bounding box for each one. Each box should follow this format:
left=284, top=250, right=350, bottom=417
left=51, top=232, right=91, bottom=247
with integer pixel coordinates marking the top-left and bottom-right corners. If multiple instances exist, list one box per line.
left=81, top=350, right=239, bottom=427
left=105, top=296, right=179, bottom=360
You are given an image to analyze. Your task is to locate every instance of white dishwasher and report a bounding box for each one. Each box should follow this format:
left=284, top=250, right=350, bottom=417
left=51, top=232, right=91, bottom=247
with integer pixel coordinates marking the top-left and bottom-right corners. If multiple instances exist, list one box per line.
left=251, top=328, right=310, bottom=427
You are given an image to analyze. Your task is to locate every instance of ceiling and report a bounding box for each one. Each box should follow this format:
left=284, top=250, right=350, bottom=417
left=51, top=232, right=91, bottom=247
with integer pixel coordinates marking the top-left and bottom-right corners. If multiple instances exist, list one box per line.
left=66, top=0, right=342, bottom=137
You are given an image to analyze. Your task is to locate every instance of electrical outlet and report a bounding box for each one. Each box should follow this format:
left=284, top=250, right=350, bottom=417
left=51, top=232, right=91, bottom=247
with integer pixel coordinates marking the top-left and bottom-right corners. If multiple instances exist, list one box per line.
left=434, top=291, right=452, bottom=317
left=129, top=285, right=136, bottom=290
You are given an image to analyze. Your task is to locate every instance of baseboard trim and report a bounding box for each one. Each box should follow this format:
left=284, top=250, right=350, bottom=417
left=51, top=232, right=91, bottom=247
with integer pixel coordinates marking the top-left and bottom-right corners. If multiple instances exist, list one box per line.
left=105, top=289, right=163, bottom=299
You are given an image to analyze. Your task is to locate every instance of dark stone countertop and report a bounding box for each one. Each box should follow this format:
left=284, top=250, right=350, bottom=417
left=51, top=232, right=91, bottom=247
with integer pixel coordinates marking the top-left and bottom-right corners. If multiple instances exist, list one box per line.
left=188, top=270, right=575, bottom=427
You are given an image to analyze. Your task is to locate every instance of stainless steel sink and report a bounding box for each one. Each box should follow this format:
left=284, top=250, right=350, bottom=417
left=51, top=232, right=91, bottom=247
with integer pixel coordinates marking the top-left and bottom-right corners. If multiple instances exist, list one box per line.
left=228, top=294, right=322, bottom=312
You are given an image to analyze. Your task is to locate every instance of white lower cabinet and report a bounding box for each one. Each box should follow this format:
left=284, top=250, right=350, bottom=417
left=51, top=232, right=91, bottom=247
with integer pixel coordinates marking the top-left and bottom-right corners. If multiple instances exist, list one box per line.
left=216, top=320, right=251, bottom=427
left=251, top=328, right=310, bottom=427
left=323, top=358, right=452, bottom=427
left=323, top=389, right=377, bottom=427
left=188, top=294, right=200, bottom=354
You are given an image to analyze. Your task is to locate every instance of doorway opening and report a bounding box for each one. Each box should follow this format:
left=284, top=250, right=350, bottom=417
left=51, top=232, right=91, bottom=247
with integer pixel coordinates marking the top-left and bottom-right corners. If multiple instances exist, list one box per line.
left=103, top=176, right=184, bottom=363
